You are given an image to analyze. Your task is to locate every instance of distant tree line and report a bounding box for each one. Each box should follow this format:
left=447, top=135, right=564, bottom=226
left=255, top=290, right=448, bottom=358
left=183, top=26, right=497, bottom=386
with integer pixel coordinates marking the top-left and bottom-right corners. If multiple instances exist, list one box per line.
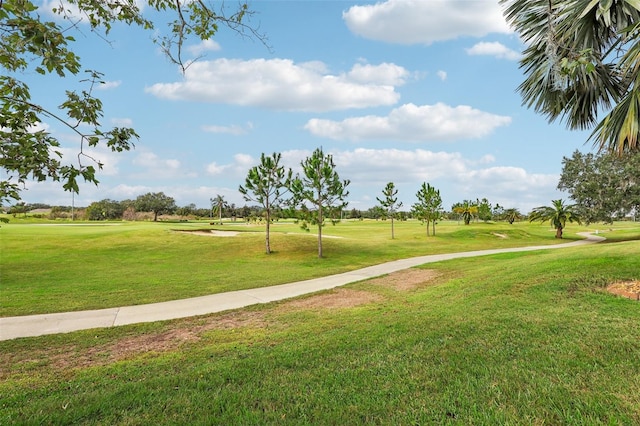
left=5, top=148, right=637, bottom=233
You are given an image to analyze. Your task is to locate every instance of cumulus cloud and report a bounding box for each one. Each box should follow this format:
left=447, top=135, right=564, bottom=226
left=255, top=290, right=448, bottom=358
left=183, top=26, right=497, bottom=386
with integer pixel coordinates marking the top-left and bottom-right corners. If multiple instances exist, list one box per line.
left=130, top=149, right=195, bottom=180
left=206, top=153, right=255, bottom=177
left=145, top=59, right=406, bottom=112
left=452, top=166, right=559, bottom=210
left=97, top=80, right=121, bottom=90
left=324, top=148, right=559, bottom=211
left=187, top=39, right=222, bottom=56
left=347, top=63, right=410, bottom=86
left=334, top=148, right=465, bottom=183
left=466, top=42, right=521, bottom=60
left=343, top=0, right=511, bottom=45
left=437, top=70, right=447, bottom=81
left=304, top=103, right=511, bottom=142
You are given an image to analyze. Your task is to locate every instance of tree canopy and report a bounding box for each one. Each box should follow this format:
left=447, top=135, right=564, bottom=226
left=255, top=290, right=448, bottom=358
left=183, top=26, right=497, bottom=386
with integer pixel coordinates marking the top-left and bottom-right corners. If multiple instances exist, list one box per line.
left=0, top=0, right=260, bottom=204
left=377, top=182, right=402, bottom=239
left=529, top=199, right=582, bottom=239
left=501, top=0, right=640, bottom=155
left=452, top=200, right=478, bottom=225
left=290, top=148, right=350, bottom=258
left=135, top=192, right=176, bottom=222
left=412, top=182, right=442, bottom=236
left=558, top=149, right=640, bottom=222
left=239, top=152, right=292, bottom=254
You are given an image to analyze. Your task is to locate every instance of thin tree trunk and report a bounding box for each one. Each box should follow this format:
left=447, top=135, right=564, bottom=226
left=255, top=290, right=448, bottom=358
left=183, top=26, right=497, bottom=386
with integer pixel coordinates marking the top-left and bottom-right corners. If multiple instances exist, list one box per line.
left=265, top=212, right=271, bottom=254
left=391, top=216, right=395, bottom=239
left=317, top=204, right=323, bottom=258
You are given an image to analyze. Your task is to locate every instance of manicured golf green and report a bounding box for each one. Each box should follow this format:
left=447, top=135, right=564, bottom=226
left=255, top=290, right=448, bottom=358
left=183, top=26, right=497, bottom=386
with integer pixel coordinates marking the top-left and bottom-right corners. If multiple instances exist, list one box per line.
left=0, top=218, right=611, bottom=316
left=0, top=228, right=638, bottom=424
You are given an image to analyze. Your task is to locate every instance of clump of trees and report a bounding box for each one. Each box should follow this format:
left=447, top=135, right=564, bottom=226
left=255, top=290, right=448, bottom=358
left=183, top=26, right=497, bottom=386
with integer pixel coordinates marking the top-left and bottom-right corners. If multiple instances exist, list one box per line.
left=412, top=182, right=442, bottom=236
left=558, top=150, right=640, bottom=223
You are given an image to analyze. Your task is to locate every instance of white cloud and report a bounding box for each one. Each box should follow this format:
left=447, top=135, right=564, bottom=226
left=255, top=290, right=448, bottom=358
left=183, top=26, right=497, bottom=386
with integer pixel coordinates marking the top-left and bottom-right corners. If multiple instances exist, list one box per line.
left=133, top=151, right=176, bottom=169
left=466, top=42, right=521, bottom=60
left=437, top=70, right=447, bottom=81
left=304, top=103, right=511, bottom=142
left=130, top=149, right=194, bottom=179
left=343, top=0, right=511, bottom=45
left=187, top=39, right=222, bottom=56
left=98, top=80, right=122, bottom=90
left=17, top=147, right=562, bottom=214
left=206, top=153, right=256, bottom=177
left=57, top=146, right=122, bottom=176
left=333, top=148, right=465, bottom=184
left=202, top=122, right=253, bottom=135
left=324, top=148, right=559, bottom=211
left=453, top=166, right=560, bottom=211
left=145, top=58, right=405, bottom=112
left=347, top=63, right=410, bottom=86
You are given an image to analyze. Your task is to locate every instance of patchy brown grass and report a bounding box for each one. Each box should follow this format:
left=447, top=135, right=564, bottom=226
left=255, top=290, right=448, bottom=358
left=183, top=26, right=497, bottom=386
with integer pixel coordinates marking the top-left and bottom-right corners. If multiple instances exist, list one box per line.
left=284, top=288, right=384, bottom=310
left=366, top=268, right=442, bottom=291
left=0, top=269, right=441, bottom=378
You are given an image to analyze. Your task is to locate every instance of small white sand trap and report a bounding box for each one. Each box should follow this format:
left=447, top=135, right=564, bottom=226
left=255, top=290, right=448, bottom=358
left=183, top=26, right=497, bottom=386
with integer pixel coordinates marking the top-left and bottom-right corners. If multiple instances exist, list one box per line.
left=186, top=230, right=240, bottom=237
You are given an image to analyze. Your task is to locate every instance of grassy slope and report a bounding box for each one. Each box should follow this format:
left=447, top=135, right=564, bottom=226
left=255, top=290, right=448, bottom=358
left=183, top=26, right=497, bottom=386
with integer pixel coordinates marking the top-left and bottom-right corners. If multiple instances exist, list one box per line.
left=1, top=239, right=639, bottom=424
left=0, top=219, right=618, bottom=316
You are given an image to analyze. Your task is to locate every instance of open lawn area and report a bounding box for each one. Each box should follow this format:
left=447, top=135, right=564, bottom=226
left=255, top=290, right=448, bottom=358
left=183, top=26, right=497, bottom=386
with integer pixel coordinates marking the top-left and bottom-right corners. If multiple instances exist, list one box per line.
left=1, top=219, right=636, bottom=316
left=1, top=219, right=639, bottom=424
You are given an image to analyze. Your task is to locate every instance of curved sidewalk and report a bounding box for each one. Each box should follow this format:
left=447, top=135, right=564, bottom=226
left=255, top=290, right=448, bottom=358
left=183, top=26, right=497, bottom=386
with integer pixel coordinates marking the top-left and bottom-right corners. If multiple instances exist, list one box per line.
left=0, top=233, right=604, bottom=341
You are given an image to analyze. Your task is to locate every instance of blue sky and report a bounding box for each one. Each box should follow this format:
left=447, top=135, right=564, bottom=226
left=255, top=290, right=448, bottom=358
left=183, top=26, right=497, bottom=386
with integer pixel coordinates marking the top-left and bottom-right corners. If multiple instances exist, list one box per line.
left=20, top=0, right=594, bottom=212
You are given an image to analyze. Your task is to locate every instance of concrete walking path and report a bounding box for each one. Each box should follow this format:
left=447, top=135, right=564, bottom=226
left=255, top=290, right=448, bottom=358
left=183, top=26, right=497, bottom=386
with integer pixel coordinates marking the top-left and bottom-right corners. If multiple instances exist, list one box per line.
left=0, top=233, right=604, bottom=341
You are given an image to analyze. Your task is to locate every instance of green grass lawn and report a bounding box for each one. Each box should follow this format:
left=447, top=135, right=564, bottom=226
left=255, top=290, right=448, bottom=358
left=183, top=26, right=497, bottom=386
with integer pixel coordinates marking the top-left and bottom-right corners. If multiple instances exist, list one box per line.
left=1, top=235, right=638, bottom=424
left=3, top=218, right=636, bottom=316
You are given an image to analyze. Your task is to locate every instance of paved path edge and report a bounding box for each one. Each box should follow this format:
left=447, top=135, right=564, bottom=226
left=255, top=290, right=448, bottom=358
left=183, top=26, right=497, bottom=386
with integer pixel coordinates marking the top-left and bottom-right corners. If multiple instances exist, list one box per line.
left=0, top=233, right=604, bottom=341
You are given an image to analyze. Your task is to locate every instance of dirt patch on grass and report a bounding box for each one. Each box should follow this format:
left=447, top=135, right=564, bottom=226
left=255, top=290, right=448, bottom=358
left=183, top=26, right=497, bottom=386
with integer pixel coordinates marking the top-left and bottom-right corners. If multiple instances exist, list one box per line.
left=0, top=310, right=269, bottom=377
left=607, top=280, right=640, bottom=301
left=1, top=270, right=441, bottom=376
left=280, top=269, right=440, bottom=310
left=284, top=288, right=383, bottom=310
left=367, top=268, right=442, bottom=291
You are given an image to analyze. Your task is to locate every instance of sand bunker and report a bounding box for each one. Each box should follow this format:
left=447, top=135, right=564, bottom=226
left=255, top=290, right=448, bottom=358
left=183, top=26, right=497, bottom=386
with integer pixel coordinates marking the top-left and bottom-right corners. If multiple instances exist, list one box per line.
left=181, top=230, right=240, bottom=237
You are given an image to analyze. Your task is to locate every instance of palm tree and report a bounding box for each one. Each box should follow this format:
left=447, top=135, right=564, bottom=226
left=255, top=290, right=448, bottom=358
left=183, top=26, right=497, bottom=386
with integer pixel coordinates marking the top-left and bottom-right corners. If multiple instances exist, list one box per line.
left=504, top=208, right=522, bottom=224
left=453, top=200, right=478, bottom=225
left=529, top=199, right=582, bottom=239
left=210, top=195, right=227, bottom=225
left=501, top=0, right=640, bottom=156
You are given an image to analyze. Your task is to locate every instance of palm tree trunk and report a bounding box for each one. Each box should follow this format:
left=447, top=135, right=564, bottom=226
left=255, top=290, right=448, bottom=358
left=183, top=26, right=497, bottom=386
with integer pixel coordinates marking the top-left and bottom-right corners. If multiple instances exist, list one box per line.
left=555, top=226, right=563, bottom=239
